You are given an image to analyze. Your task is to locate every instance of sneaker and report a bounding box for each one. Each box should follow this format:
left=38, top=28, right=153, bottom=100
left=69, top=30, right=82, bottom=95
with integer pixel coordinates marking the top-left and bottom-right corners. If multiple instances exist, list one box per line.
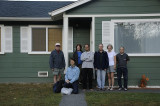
left=97, top=88, right=101, bottom=91
left=124, top=88, right=128, bottom=91
left=102, top=88, right=106, bottom=91
left=90, top=89, right=94, bottom=91
left=107, top=87, right=111, bottom=90
left=110, top=87, right=114, bottom=91
left=83, top=89, right=86, bottom=92
left=118, top=88, right=122, bottom=91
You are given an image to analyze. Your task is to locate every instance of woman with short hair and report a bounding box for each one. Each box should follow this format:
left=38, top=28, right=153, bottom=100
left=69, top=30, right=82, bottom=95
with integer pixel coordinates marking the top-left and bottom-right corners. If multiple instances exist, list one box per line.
left=106, top=44, right=116, bottom=90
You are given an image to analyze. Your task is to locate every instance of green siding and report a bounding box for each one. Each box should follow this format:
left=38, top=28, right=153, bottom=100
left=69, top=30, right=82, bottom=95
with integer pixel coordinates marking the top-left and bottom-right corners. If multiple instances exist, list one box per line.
left=0, top=26, right=52, bottom=83
left=95, top=16, right=160, bottom=86
left=73, top=27, right=90, bottom=51
left=67, top=0, right=160, bottom=15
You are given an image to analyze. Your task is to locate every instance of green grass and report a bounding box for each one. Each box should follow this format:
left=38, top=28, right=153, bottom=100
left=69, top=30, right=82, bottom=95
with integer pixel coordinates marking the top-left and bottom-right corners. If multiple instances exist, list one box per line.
left=85, top=92, right=160, bottom=106
left=0, top=83, right=62, bottom=106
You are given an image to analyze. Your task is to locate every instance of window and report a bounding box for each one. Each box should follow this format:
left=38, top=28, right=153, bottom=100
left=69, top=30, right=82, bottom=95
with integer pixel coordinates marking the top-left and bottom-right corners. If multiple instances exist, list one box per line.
left=28, top=26, right=63, bottom=54
left=48, top=28, right=62, bottom=51
left=113, top=20, right=160, bottom=55
left=102, top=19, right=160, bottom=56
left=32, top=28, right=46, bottom=51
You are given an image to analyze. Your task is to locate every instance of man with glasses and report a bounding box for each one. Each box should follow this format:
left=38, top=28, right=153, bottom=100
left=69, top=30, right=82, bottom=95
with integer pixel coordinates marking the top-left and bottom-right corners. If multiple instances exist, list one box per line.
left=81, top=44, right=94, bottom=91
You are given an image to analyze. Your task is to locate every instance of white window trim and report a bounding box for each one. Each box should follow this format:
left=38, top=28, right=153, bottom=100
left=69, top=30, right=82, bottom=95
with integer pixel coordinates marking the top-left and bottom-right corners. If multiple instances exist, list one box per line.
left=110, top=18, right=160, bottom=56
left=68, top=27, right=73, bottom=53
left=0, top=25, right=5, bottom=54
left=28, top=25, right=63, bottom=54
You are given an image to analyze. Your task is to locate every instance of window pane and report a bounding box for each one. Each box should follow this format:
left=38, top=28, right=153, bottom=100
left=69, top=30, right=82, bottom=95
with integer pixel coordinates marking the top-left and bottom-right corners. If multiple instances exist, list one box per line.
left=0, top=27, right=1, bottom=52
left=48, top=28, right=62, bottom=51
left=32, top=28, right=46, bottom=51
left=114, top=22, right=160, bottom=54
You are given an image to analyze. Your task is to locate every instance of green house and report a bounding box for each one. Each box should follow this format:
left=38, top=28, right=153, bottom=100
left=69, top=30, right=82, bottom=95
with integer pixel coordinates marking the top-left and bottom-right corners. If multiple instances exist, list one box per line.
left=0, top=0, right=160, bottom=88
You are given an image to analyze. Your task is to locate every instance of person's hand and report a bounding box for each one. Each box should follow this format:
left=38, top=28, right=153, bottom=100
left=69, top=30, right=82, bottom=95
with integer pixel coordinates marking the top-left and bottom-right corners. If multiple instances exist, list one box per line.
left=66, top=80, right=70, bottom=83
left=114, top=65, right=116, bottom=70
left=52, top=69, right=54, bottom=71
left=104, top=69, right=107, bottom=71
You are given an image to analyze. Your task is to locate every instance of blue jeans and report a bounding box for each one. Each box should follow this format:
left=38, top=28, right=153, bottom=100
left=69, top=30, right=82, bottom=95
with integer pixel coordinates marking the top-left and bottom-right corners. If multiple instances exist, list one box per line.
left=97, top=70, right=106, bottom=89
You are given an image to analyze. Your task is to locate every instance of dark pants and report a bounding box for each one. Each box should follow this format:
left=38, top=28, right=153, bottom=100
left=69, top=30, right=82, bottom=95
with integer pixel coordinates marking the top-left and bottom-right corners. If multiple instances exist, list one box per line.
left=82, top=68, right=93, bottom=89
left=78, top=64, right=83, bottom=83
left=63, top=80, right=79, bottom=94
left=117, top=68, right=128, bottom=88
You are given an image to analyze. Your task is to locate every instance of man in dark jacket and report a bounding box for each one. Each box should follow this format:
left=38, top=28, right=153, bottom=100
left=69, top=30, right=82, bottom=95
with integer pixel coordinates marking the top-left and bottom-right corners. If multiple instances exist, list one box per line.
left=49, top=43, right=65, bottom=84
left=94, top=44, right=109, bottom=91
left=116, top=47, right=130, bottom=91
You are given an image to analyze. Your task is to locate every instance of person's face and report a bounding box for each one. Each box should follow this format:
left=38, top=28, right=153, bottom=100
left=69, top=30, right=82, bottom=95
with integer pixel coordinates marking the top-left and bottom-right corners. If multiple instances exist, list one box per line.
left=84, top=45, right=89, bottom=51
left=70, top=60, right=75, bottom=66
left=120, top=47, right=124, bottom=54
left=55, top=46, right=60, bottom=51
left=107, top=46, right=112, bottom=51
left=77, top=45, right=81, bottom=51
left=99, top=44, right=103, bottom=51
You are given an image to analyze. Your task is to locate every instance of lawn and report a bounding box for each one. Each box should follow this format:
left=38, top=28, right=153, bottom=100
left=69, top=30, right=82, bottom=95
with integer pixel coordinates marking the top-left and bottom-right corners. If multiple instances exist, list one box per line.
left=0, top=83, right=62, bottom=106
left=85, top=92, right=160, bottom=106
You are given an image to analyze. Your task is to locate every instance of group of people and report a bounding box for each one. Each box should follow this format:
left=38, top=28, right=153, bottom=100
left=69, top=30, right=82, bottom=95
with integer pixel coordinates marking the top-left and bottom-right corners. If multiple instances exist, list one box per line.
left=49, top=43, right=130, bottom=94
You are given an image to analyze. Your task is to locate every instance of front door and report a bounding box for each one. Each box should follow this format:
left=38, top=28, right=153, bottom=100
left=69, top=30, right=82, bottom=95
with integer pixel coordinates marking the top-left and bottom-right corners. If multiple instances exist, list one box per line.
left=73, top=27, right=90, bottom=51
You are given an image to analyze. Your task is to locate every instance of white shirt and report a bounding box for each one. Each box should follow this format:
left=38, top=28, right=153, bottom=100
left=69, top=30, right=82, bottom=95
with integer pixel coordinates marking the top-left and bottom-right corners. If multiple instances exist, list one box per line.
left=106, top=51, right=116, bottom=66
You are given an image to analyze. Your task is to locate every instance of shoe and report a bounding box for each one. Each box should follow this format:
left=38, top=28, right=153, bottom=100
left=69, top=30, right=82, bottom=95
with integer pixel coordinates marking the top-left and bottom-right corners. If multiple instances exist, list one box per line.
left=118, top=88, right=122, bottom=91
left=97, top=88, right=101, bottom=91
left=83, top=89, right=86, bottom=92
left=107, top=87, right=111, bottom=90
left=110, top=87, right=114, bottom=91
left=124, top=88, right=128, bottom=91
left=102, top=88, right=106, bottom=91
left=79, top=82, right=82, bottom=85
left=90, top=89, right=94, bottom=91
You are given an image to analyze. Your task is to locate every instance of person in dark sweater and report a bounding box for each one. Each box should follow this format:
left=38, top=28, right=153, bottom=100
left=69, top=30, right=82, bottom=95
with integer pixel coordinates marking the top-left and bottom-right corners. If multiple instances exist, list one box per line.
left=94, top=44, right=109, bottom=91
left=49, top=43, right=65, bottom=84
left=73, top=44, right=83, bottom=84
left=116, top=47, right=130, bottom=91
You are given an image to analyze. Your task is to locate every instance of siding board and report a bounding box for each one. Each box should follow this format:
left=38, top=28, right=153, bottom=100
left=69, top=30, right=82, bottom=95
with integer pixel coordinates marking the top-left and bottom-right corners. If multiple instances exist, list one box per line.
left=67, top=0, right=160, bottom=15
left=0, top=26, right=52, bottom=83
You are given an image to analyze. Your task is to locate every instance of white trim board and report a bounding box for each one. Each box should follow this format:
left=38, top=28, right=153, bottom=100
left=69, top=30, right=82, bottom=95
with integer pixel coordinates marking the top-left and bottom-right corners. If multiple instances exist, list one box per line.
left=0, top=17, right=52, bottom=21
left=63, top=13, right=160, bottom=18
left=49, top=0, right=91, bottom=16
left=111, top=86, right=160, bottom=88
left=0, top=25, right=5, bottom=54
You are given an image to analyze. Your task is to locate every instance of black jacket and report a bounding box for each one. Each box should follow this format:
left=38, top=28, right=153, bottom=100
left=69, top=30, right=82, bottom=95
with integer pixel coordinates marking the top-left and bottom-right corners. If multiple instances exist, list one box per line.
left=49, top=50, right=65, bottom=69
left=73, top=50, right=83, bottom=66
left=94, top=50, right=109, bottom=70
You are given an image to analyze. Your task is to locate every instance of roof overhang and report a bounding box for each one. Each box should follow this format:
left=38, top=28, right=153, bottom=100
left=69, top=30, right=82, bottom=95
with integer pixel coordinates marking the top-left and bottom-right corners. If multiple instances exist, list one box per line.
left=49, top=0, right=92, bottom=17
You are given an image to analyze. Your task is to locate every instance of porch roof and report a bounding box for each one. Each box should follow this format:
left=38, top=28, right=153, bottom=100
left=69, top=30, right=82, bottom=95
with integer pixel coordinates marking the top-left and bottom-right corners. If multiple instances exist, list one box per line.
left=49, top=0, right=92, bottom=17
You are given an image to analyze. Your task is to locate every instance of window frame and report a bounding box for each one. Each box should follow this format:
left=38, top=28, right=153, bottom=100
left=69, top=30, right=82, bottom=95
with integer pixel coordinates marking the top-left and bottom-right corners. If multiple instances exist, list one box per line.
left=110, top=19, right=160, bottom=56
left=28, top=25, right=63, bottom=54
left=0, top=25, right=5, bottom=54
